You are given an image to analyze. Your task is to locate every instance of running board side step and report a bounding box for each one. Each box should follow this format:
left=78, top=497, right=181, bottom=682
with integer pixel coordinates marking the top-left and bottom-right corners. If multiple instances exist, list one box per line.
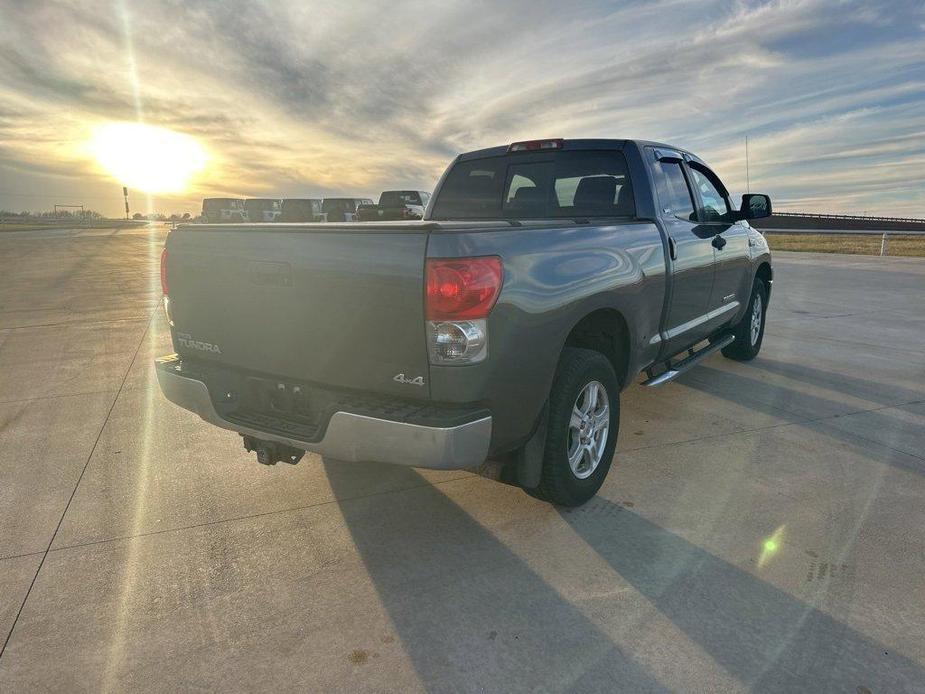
left=642, top=334, right=735, bottom=387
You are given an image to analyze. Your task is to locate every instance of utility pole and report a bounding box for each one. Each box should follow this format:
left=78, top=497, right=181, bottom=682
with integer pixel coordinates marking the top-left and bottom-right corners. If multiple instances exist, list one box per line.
left=123, top=186, right=130, bottom=220
left=745, top=136, right=750, bottom=194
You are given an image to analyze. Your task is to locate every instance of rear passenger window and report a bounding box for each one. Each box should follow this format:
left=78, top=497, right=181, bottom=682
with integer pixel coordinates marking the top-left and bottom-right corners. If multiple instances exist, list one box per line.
left=652, top=160, right=696, bottom=222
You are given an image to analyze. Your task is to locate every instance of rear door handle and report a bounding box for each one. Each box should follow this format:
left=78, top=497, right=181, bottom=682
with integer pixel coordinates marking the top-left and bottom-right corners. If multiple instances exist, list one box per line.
left=712, top=234, right=727, bottom=250
left=668, top=235, right=677, bottom=260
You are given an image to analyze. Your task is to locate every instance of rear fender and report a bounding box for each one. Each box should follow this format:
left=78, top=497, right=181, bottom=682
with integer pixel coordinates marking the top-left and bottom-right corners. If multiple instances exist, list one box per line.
left=427, top=221, right=666, bottom=454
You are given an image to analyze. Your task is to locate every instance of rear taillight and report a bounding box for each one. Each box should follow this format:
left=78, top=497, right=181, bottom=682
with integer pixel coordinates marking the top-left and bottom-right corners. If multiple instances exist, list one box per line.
left=160, top=247, right=169, bottom=295
left=425, top=256, right=502, bottom=320
left=160, top=247, right=173, bottom=326
left=425, top=256, right=502, bottom=364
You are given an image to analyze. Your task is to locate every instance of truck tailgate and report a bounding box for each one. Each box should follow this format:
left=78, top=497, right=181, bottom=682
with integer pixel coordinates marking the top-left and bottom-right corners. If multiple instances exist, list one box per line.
left=165, top=225, right=430, bottom=400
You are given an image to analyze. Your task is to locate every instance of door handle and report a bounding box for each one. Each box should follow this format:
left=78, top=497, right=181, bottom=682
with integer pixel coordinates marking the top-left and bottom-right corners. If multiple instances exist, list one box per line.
left=712, top=234, right=727, bottom=250
left=668, top=235, right=677, bottom=260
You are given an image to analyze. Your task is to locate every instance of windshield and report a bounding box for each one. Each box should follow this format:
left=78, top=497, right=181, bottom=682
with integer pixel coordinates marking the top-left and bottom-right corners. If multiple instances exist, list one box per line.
left=431, top=150, right=634, bottom=220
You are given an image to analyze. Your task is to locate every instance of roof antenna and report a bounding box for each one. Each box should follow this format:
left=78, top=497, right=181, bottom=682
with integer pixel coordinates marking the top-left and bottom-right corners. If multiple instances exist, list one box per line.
left=745, top=135, right=750, bottom=194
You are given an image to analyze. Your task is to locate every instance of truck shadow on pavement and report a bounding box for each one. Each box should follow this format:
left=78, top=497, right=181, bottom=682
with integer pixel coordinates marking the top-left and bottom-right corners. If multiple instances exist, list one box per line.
left=680, top=364, right=924, bottom=476
left=742, top=358, right=925, bottom=409
left=558, top=496, right=925, bottom=692
left=324, top=459, right=669, bottom=693
left=325, top=461, right=925, bottom=692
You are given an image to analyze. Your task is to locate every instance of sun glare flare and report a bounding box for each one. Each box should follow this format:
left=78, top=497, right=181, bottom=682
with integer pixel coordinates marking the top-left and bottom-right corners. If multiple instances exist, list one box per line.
left=90, top=122, right=207, bottom=194
left=758, top=525, right=786, bottom=569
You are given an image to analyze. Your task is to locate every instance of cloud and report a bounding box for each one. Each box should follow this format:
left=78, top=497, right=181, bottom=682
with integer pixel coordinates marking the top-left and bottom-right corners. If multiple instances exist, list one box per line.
left=0, top=0, right=922, bottom=216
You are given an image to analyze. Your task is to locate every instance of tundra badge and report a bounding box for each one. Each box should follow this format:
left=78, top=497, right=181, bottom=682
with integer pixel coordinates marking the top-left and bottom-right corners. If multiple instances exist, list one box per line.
left=177, top=333, right=222, bottom=354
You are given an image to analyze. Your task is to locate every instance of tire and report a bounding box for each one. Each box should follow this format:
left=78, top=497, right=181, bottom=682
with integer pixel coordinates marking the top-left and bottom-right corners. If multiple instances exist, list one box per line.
left=722, top=278, right=767, bottom=361
left=528, top=348, right=620, bottom=507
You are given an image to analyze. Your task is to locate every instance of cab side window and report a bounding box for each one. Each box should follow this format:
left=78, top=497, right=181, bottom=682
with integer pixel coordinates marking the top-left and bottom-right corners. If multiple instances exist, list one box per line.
left=689, top=167, right=729, bottom=222
left=652, top=160, right=696, bottom=222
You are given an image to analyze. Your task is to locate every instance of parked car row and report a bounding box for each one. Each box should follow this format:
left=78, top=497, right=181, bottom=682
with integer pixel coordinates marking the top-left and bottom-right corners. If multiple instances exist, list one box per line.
left=200, top=191, right=431, bottom=224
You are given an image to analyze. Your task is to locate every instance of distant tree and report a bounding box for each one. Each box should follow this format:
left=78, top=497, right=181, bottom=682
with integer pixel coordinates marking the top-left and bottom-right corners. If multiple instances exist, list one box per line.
left=132, top=213, right=144, bottom=220
left=182, top=212, right=191, bottom=220
left=2, top=208, right=103, bottom=220
left=168, top=214, right=180, bottom=221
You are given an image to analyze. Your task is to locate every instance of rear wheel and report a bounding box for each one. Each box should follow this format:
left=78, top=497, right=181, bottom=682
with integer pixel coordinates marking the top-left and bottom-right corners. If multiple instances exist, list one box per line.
left=528, top=348, right=620, bottom=507
left=722, top=278, right=767, bottom=361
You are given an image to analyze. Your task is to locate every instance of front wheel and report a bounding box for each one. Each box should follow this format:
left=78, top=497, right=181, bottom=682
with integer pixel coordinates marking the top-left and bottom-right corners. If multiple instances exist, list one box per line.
left=722, top=278, right=767, bottom=361
left=528, top=348, right=620, bottom=507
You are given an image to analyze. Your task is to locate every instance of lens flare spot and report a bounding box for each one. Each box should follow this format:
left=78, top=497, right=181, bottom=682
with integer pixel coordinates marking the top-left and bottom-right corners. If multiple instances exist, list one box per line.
left=758, top=525, right=786, bottom=568
left=90, top=122, right=207, bottom=194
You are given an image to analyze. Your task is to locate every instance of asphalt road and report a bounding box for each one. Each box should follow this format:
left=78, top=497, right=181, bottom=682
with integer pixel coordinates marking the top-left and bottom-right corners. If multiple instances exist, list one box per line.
left=1, top=225, right=924, bottom=692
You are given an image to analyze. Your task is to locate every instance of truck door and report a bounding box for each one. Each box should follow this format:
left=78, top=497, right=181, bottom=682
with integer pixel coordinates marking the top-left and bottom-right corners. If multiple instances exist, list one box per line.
left=648, top=149, right=717, bottom=354
left=687, top=163, right=750, bottom=334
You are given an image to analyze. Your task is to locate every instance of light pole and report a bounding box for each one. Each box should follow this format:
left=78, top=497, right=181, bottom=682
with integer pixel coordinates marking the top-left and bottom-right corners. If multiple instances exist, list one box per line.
left=745, top=136, right=750, bottom=194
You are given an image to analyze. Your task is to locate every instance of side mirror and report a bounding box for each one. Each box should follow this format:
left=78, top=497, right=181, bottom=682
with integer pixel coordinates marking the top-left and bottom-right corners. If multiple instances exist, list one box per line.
left=740, top=193, right=772, bottom=220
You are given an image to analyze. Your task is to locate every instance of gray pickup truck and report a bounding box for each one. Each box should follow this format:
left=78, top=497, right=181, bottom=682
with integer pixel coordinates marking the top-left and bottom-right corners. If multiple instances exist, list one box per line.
left=157, top=138, right=772, bottom=506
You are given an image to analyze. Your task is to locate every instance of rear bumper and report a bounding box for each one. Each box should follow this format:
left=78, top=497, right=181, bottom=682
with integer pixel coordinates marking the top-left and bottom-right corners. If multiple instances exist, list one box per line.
left=155, top=356, right=492, bottom=470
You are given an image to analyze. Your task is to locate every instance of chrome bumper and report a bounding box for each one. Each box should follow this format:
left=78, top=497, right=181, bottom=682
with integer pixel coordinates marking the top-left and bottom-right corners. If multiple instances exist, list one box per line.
left=155, top=357, right=492, bottom=470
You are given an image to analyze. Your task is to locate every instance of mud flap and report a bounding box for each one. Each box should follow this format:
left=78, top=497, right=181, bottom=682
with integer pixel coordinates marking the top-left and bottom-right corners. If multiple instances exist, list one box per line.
left=514, top=402, right=548, bottom=489
left=474, top=403, right=548, bottom=489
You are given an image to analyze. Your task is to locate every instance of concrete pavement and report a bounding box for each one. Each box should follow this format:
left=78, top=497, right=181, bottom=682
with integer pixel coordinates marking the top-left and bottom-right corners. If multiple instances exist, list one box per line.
left=0, top=226, right=923, bottom=692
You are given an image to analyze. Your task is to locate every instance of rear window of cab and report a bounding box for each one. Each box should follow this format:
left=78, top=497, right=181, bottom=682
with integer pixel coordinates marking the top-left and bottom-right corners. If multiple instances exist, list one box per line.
left=431, top=151, right=635, bottom=220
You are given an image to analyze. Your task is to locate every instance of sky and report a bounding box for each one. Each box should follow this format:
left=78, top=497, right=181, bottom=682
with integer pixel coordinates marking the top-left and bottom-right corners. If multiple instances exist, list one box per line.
left=0, top=0, right=923, bottom=218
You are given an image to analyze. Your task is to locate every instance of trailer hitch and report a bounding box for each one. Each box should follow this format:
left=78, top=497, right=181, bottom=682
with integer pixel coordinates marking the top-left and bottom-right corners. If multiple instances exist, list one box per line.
left=241, top=434, right=305, bottom=466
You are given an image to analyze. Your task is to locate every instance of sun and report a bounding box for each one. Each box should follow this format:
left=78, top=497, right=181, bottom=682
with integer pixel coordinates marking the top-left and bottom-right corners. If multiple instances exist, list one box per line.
left=90, top=122, right=207, bottom=194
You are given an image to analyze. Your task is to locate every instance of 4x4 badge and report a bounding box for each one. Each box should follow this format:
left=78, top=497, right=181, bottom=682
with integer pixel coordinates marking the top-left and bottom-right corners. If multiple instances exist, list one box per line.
left=393, top=373, right=425, bottom=386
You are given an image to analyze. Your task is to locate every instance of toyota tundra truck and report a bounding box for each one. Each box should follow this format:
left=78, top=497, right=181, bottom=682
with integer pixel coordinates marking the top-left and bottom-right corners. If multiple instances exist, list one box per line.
left=156, top=138, right=773, bottom=506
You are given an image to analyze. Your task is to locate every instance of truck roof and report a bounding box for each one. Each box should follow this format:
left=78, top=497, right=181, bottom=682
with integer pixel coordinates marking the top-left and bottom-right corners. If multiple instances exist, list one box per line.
left=456, top=138, right=705, bottom=166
